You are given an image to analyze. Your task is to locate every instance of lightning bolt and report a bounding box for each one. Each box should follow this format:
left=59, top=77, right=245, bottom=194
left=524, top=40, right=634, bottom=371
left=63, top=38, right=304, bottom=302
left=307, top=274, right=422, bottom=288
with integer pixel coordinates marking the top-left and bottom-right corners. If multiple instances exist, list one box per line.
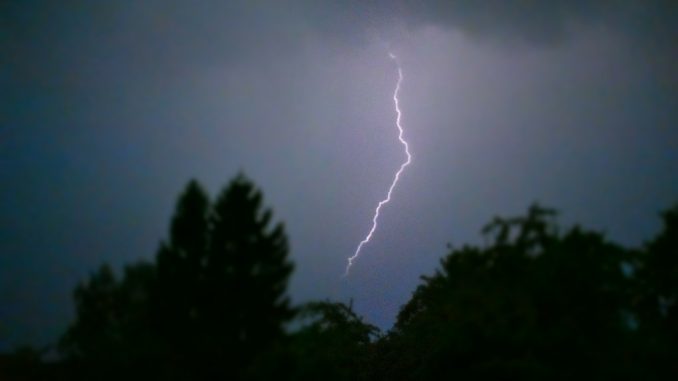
left=344, top=52, right=411, bottom=276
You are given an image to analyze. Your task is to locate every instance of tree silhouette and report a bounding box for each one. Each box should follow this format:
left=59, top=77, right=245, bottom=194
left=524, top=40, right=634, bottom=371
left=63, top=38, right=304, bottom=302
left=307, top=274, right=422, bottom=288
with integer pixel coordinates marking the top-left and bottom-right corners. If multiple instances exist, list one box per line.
left=49, top=182, right=678, bottom=380
left=378, top=204, right=637, bottom=380
left=59, top=261, right=156, bottom=379
left=60, top=174, right=294, bottom=380
left=60, top=264, right=119, bottom=362
left=197, top=174, right=293, bottom=378
left=153, top=180, right=211, bottom=378
left=631, top=204, right=678, bottom=377
left=246, top=301, right=379, bottom=381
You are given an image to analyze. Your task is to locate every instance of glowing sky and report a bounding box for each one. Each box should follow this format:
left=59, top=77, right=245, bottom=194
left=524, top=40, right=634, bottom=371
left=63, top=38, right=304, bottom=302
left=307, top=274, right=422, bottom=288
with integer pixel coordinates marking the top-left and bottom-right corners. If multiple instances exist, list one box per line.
left=1, top=1, right=676, bottom=350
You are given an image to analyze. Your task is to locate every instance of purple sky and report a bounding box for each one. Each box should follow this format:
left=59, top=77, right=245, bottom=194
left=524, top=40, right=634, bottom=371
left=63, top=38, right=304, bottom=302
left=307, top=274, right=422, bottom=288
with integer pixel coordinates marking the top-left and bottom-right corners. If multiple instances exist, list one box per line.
left=1, top=1, right=676, bottom=350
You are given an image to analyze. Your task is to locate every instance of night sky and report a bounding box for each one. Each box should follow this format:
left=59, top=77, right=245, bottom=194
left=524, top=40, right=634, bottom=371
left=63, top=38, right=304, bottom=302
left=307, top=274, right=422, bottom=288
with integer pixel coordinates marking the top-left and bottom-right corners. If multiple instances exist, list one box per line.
left=1, top=1, right=676, bottom=351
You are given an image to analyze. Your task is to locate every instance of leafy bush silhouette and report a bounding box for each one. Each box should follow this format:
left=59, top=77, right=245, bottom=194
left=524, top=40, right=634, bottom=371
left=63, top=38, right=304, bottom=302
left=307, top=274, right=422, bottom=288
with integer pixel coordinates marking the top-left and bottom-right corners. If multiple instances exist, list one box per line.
left=375, top=204, right=677, bottom=380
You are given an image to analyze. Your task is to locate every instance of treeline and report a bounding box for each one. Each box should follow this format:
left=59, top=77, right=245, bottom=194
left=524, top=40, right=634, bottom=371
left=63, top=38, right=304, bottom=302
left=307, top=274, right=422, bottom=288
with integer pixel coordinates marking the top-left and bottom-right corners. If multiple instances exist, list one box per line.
left=3, top=175, right=677, bottom=380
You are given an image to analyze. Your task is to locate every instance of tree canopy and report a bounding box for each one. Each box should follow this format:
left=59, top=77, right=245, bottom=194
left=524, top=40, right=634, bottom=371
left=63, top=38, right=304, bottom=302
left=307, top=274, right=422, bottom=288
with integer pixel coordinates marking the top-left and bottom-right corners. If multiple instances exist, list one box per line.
left=373, top=204, right=678, bottom=380
left=11, top=178, right=675, bottom=380
left=60, top=175, right=294, bottom=380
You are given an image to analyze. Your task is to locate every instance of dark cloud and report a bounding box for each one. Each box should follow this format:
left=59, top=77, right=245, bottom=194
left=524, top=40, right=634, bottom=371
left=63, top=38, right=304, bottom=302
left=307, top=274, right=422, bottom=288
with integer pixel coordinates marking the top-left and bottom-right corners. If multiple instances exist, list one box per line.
left=1, top=0, right=674, bottom=110
left=4, top=1, right=675, bottom=84
left=406, top=1, right=674, bottom=45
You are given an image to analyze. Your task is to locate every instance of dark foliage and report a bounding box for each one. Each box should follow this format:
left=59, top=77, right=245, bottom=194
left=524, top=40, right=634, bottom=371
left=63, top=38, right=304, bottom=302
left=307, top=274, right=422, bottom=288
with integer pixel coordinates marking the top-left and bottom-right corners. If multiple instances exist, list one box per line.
left=246, top=301, right=380, bottom=381
left=59, top=175, right=294, bottom=380
left=4, top=176, right=676, bottom=380
left=373, top=204, right=678, bottom=380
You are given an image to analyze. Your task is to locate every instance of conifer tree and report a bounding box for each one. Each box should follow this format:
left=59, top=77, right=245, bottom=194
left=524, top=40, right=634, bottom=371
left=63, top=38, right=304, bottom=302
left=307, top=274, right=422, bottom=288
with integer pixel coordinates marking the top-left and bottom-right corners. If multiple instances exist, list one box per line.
left=204, top=174, right=294, bottom=363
